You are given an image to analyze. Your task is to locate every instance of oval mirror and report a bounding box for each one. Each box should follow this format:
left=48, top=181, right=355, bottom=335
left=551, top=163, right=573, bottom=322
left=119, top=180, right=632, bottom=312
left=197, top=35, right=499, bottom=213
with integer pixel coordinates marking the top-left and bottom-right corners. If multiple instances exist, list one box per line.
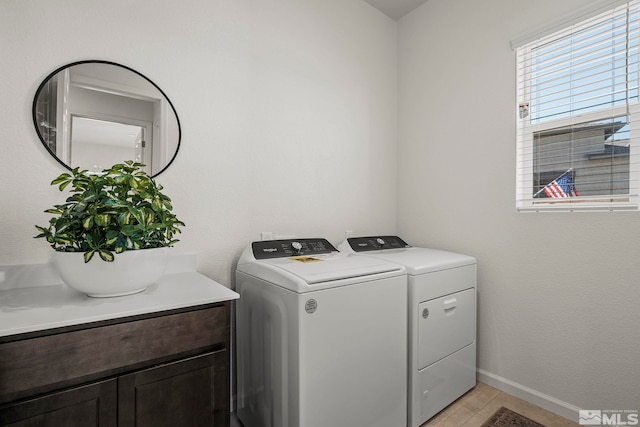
left=33, top=60, right=180, bottom=177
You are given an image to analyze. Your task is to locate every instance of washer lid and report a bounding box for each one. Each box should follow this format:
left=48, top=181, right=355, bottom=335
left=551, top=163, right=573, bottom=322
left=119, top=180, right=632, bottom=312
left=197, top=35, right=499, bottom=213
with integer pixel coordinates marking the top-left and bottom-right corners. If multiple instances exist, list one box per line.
left=264, top=251, right=402, bottom=284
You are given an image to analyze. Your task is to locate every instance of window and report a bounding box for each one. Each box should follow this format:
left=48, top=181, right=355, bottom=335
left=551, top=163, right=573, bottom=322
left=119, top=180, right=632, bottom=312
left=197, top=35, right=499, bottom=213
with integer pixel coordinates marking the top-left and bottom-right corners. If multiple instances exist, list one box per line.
left=516, top=1, right=640, bottom=211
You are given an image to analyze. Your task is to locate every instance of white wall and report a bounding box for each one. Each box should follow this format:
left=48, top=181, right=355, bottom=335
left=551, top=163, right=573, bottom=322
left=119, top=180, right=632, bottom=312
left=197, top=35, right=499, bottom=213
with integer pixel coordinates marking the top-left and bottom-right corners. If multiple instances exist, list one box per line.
left=0, top=0, right=398, bottom=287
left=398, top=0, right=640, bottom=418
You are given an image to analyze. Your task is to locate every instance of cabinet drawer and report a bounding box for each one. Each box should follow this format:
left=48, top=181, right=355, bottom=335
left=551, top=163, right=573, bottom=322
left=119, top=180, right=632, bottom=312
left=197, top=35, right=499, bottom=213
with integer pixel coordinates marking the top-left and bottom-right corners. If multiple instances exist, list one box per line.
left=0, top=305, right=228, bottom=404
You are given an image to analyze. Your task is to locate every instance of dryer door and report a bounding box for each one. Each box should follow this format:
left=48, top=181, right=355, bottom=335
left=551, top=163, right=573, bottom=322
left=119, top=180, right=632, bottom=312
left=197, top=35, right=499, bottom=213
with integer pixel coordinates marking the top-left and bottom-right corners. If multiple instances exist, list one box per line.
left=418, top=288, right=475, bottom=369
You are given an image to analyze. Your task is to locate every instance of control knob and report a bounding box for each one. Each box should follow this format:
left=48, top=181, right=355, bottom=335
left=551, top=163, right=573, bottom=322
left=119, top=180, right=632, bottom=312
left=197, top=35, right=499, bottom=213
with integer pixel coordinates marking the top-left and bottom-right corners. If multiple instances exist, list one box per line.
left=291, top=241, right=303, bottom=254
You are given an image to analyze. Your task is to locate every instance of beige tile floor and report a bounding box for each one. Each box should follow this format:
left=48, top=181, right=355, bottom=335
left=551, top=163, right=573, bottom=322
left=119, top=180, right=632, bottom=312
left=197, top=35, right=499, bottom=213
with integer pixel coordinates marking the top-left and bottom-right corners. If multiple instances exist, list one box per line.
left=422, top=382, right=579, bottom=427
left=231, top=381, right=580, bottom=426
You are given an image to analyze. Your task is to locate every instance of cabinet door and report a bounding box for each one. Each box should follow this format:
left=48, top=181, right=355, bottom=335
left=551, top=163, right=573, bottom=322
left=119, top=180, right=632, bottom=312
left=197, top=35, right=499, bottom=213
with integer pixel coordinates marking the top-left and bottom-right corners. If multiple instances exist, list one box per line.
left=0, top=379, right=116, bottom=427
left=118, top=351, right=229, bottom=427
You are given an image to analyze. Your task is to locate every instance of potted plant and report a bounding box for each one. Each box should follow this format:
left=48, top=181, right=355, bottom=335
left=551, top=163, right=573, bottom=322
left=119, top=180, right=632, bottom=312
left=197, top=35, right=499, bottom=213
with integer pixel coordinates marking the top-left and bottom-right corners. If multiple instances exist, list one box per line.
left=35, top=161, right=185, bottom=297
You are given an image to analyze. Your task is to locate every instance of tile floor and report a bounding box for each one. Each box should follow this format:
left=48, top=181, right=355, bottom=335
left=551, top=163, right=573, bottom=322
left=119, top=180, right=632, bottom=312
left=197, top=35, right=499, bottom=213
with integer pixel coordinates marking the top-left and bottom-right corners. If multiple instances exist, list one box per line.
left=230, top=381, right=580, bottom=427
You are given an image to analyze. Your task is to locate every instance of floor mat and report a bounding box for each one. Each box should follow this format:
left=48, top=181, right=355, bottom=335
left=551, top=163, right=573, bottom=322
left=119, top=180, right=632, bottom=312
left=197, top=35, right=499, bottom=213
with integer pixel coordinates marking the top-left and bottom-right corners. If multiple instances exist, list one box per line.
left=481, top=406, right=545, bottom=427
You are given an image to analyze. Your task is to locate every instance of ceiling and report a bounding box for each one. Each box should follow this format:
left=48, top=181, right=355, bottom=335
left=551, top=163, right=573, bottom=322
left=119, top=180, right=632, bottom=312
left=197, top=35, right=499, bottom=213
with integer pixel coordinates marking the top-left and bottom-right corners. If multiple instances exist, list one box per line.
left=362, top=0, right=430, bottom=20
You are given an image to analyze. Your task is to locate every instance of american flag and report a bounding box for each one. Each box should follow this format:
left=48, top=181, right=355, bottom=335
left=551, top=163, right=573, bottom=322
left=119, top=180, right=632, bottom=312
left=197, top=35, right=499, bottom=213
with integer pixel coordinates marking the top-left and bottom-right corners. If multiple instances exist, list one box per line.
left=543, top=173, right=579, bottom=198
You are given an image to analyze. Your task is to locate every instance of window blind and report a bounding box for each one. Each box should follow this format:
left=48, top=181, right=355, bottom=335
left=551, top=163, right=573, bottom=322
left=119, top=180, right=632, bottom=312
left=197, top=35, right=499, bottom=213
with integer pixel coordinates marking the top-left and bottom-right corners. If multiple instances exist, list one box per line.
left=516, top=0, right=640, bottom=211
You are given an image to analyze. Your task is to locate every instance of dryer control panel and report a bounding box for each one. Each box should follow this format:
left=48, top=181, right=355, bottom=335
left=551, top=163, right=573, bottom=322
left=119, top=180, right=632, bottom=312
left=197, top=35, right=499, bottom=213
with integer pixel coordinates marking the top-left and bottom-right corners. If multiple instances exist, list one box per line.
left=252, top=238, right=338, bottom=259
left=346, top=236, right=410, bottom=252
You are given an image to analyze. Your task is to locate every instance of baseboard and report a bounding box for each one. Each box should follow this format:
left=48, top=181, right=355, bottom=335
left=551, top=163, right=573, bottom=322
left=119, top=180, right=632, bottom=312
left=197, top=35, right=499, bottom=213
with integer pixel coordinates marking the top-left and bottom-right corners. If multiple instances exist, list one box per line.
left=477, top=368, right=581, bottom=424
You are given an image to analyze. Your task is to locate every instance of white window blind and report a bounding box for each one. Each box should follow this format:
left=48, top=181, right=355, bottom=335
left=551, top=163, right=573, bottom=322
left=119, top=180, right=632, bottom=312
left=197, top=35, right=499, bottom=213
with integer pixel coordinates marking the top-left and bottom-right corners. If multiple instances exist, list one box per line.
left=516, top=1, right=640, bottom=211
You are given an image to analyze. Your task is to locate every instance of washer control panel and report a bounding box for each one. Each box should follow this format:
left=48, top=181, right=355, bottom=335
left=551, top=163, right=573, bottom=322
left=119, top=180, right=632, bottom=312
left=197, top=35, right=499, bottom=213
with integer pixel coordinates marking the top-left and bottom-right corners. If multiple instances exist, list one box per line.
left=252, top=238, right=338, bottom=259
left=346, top=235, right=410, bottom=252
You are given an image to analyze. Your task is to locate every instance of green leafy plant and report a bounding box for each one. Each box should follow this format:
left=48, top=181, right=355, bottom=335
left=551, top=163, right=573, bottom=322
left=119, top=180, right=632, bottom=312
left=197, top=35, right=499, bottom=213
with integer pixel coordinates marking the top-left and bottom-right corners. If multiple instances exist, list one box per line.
left=35, top=161, right=185, bottom=263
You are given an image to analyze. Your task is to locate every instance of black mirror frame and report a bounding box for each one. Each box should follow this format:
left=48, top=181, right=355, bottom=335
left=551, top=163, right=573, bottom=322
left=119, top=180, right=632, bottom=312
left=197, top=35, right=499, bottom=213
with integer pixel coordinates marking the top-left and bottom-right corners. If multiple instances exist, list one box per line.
left=32, top=60, right=181, bottom=177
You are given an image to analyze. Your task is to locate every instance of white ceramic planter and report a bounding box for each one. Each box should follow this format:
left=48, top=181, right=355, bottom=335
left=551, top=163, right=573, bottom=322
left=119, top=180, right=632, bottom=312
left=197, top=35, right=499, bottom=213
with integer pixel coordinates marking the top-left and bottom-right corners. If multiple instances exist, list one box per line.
left=53, top=248, right=168, bottom=297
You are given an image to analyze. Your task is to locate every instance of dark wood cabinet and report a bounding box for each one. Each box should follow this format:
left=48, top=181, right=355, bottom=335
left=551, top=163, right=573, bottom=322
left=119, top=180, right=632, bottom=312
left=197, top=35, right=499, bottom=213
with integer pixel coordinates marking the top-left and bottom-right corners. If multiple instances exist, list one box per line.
left=0, top=302, right=231, bottom=427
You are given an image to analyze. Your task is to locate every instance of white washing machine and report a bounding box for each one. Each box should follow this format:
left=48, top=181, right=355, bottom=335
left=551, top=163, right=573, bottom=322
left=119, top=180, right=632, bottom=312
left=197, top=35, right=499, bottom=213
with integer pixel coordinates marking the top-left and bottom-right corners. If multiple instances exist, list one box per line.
left=339, top=236, right=477, bottom=427
left=235, top=238, right=408, bottom=427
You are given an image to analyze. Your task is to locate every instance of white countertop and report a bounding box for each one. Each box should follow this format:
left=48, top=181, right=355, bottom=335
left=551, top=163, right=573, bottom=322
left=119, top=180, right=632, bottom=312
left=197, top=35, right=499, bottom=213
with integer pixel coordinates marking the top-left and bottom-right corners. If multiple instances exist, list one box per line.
left=0, top=256, right=239, bottom=338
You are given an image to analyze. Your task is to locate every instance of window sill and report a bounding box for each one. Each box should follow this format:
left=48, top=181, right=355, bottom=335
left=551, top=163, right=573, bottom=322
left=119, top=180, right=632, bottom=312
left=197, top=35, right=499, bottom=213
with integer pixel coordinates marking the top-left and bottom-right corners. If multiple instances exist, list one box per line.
left=517, top=196, right=638, bottom=212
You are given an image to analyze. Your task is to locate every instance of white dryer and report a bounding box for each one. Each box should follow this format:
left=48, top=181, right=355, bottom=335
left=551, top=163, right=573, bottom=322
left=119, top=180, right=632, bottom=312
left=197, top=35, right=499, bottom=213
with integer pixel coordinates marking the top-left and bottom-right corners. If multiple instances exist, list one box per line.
left=235, top=238, right=408, bottom=427
left=339, top=236, right=477, bottom=427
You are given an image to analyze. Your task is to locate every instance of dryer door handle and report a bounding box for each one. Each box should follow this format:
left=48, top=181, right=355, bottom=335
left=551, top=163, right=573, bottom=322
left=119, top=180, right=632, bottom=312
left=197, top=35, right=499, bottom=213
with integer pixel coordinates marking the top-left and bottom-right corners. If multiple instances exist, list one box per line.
left=443, top=298, right=457, bottom=314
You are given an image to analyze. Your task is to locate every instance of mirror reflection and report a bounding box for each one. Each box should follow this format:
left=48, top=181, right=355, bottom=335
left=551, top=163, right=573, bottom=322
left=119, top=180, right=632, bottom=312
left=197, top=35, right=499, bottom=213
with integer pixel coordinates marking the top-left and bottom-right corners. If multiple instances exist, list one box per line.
left=33, top=61, right=180, bottom=176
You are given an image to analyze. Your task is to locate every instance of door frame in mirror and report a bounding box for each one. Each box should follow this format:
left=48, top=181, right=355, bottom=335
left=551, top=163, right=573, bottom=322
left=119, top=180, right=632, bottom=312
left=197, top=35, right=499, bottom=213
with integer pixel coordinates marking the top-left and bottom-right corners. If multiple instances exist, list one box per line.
left=32, top=60, right=181, bottom=177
